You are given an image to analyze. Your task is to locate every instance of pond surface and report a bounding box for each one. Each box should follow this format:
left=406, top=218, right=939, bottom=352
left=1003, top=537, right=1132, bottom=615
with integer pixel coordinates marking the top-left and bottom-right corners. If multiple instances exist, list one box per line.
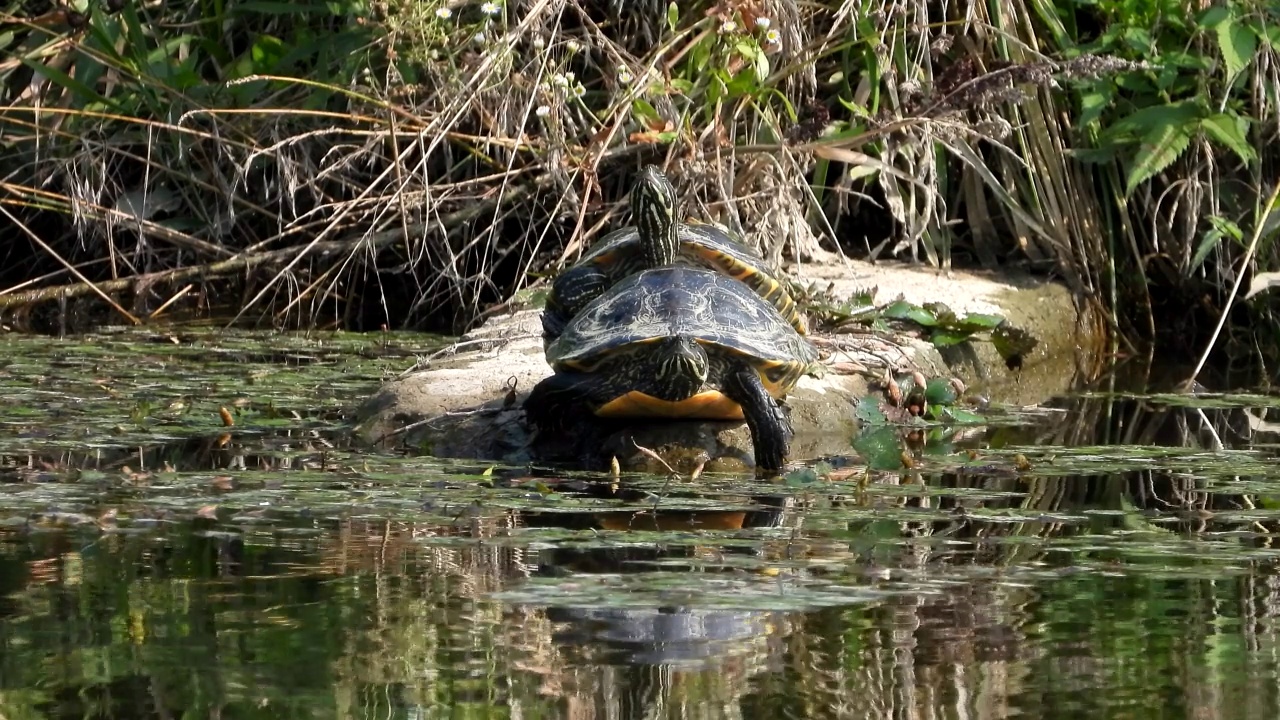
left=3, top=328, right=1280, bottom=719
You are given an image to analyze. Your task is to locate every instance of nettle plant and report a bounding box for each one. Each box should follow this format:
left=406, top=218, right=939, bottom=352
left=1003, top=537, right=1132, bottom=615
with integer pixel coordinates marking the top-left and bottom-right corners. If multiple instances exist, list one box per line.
left=1071, top=0, right=1274, bottom=196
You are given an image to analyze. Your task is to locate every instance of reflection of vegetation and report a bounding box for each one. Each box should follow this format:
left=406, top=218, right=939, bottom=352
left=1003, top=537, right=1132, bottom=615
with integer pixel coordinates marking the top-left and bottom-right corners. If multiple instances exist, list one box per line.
left=9, top=328, right=1280, bottom=717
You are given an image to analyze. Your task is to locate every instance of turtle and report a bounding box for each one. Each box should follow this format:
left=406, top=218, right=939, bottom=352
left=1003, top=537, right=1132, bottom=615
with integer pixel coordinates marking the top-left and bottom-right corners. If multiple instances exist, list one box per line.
left=524, top=264, right=820, bottom=473
left=540, top=165, right=808, bottom=343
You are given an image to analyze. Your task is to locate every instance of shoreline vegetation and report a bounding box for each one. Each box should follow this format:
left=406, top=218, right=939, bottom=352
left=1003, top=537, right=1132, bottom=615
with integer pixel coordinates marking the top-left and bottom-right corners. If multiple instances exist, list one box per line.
left=1, top=0, right=1277, bottom=365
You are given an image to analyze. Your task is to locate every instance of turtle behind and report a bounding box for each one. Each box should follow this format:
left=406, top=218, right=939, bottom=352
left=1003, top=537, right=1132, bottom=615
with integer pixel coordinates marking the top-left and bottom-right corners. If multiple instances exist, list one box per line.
left=541, top=166, right=808, bottom=342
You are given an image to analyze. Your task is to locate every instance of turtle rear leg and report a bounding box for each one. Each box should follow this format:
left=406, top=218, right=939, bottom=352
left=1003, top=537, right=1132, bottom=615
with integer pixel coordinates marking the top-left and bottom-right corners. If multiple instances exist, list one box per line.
left=722, top=364, right=793, bottom=473
left=523, top=371, right=597, bottom=433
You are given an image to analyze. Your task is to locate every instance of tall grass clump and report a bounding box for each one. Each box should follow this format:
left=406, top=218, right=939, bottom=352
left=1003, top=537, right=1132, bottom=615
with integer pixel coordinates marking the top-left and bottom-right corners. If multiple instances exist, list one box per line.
left=0, top=0, right=1276, bottom=360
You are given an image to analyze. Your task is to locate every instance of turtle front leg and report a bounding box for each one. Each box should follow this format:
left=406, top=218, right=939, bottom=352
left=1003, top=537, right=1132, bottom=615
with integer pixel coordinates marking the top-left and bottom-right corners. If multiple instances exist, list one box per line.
left=722, top=364, right=794, bottom=473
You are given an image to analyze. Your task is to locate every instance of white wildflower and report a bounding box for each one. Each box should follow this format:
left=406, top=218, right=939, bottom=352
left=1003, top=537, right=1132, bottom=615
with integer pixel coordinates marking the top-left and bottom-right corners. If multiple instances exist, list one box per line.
left=532, top=36, right=546, bottom=50
left=566, top=39, right=581, bottom=53
left=617, top=68, right=634, bottom=85
left=480, top=1, right=501, bottom=15
left=535, top=105, right=551, bottom=117
left=472, top=31, right=486, bottom=44
left=755, top=17, right=771, bottom=29
left=765, top=29, right=781, bottom=45
left=719, top=20, right=737, bottom=34
left=551, top=73, right=570, bottom=87
left=572, top=83, right=586, bottom=98
left=434, top=6, right=452, bottom=19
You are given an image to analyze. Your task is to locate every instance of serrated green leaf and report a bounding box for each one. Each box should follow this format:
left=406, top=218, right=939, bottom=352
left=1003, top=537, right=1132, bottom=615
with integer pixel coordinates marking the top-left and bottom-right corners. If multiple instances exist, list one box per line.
left=1215, top=13, right=1258, bottom=78
left=1200, top=113, right=1255, bottom=166
left=1125, top=116, right=1196, bottom=195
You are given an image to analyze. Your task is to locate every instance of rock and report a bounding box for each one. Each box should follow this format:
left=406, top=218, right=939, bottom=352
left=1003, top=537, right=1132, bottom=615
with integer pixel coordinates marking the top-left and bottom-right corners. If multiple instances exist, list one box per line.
left=354, top=258, right=1104, bottom=471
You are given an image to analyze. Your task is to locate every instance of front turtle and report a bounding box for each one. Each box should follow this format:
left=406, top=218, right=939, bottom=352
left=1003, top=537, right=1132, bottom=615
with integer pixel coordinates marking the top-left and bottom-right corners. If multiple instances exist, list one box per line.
left=524, top=265, right=819, bottom=473
left=541, top=166, right=808, bottom=342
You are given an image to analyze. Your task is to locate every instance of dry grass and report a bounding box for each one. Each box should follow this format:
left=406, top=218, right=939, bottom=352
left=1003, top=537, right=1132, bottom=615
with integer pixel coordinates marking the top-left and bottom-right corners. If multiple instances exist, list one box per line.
left=0, top=0, right=1254, bottom=343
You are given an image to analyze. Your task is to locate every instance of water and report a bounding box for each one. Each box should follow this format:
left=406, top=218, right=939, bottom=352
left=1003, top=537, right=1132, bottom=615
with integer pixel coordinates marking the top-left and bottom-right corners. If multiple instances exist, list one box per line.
left=3, top=328, right=1280, bottom=719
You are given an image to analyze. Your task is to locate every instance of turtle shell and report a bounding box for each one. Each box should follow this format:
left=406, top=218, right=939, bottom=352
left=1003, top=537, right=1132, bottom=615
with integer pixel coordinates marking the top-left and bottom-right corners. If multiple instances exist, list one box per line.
left=547, top=266, right=817, bottom=402
left=562, top=220, right=808, bottom=335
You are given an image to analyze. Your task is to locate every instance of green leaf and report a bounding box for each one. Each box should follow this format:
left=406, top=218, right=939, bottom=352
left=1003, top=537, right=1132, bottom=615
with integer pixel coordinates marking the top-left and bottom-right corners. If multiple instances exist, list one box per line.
left=1200, top=113, right=1255, bottom=166
left=949, top=312, right=1005, bottom=332
left=1107, top=100, right=1201, bottom=140
left=18, top=58, right=116, bottom=110
left=924, top=378, right=959, bottom=405
left=1259, top=24, right=1280, bottom=52
left=881, top=300, right=938, bottom=326
left=1079, top=87, right=1113, bottom=127
left=726, top=67, right=757, bottom=95
left=941, top=407, right=985, bottom=424
left=1125, top=113, right=1197, bottom=195
left=852, top=426, right=907, bottom=471
left=1068, top=146, right=1123, bottom=165
left=1190, top=216, right=1241, bottom=272
left=666, top=2, right=678, bottom=34
left=754, top=46, right=770, bottom=84
left=991, top=325, right=1039, bottom=363
left=929, top=328, right=971, bottom=347
left=631, top=99, right=662, bottom=127
left=854, top=395, right=888, bottom=425
left=783, top=467, right=822, bottom=486
left=1217, top=14, right=1258, bottom=77
left=1200, top=6, right=1231, bottom=31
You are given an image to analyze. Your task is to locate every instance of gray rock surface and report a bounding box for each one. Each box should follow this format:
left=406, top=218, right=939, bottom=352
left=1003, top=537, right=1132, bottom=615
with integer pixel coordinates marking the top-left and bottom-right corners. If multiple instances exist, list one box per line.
left=355, top=257, right=1102, bottom=471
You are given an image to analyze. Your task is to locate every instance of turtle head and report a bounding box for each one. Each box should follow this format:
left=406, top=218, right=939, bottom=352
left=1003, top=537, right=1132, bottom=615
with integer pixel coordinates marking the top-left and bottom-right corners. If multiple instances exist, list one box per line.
left=655, top=335, right=709, bottom=390
left=631, top=165, right=679, bottom=269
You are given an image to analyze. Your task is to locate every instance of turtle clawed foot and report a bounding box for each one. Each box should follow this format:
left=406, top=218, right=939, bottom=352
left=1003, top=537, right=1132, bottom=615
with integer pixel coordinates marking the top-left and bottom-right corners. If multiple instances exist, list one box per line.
left=723, top=365, right=793, bottom=475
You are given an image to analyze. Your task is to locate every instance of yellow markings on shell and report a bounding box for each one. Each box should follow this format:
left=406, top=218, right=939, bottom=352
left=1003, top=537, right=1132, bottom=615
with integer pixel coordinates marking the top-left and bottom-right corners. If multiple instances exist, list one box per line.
left=685, top=245, right=808, bottom=335
left=595, top=390, right=745, bottom=420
